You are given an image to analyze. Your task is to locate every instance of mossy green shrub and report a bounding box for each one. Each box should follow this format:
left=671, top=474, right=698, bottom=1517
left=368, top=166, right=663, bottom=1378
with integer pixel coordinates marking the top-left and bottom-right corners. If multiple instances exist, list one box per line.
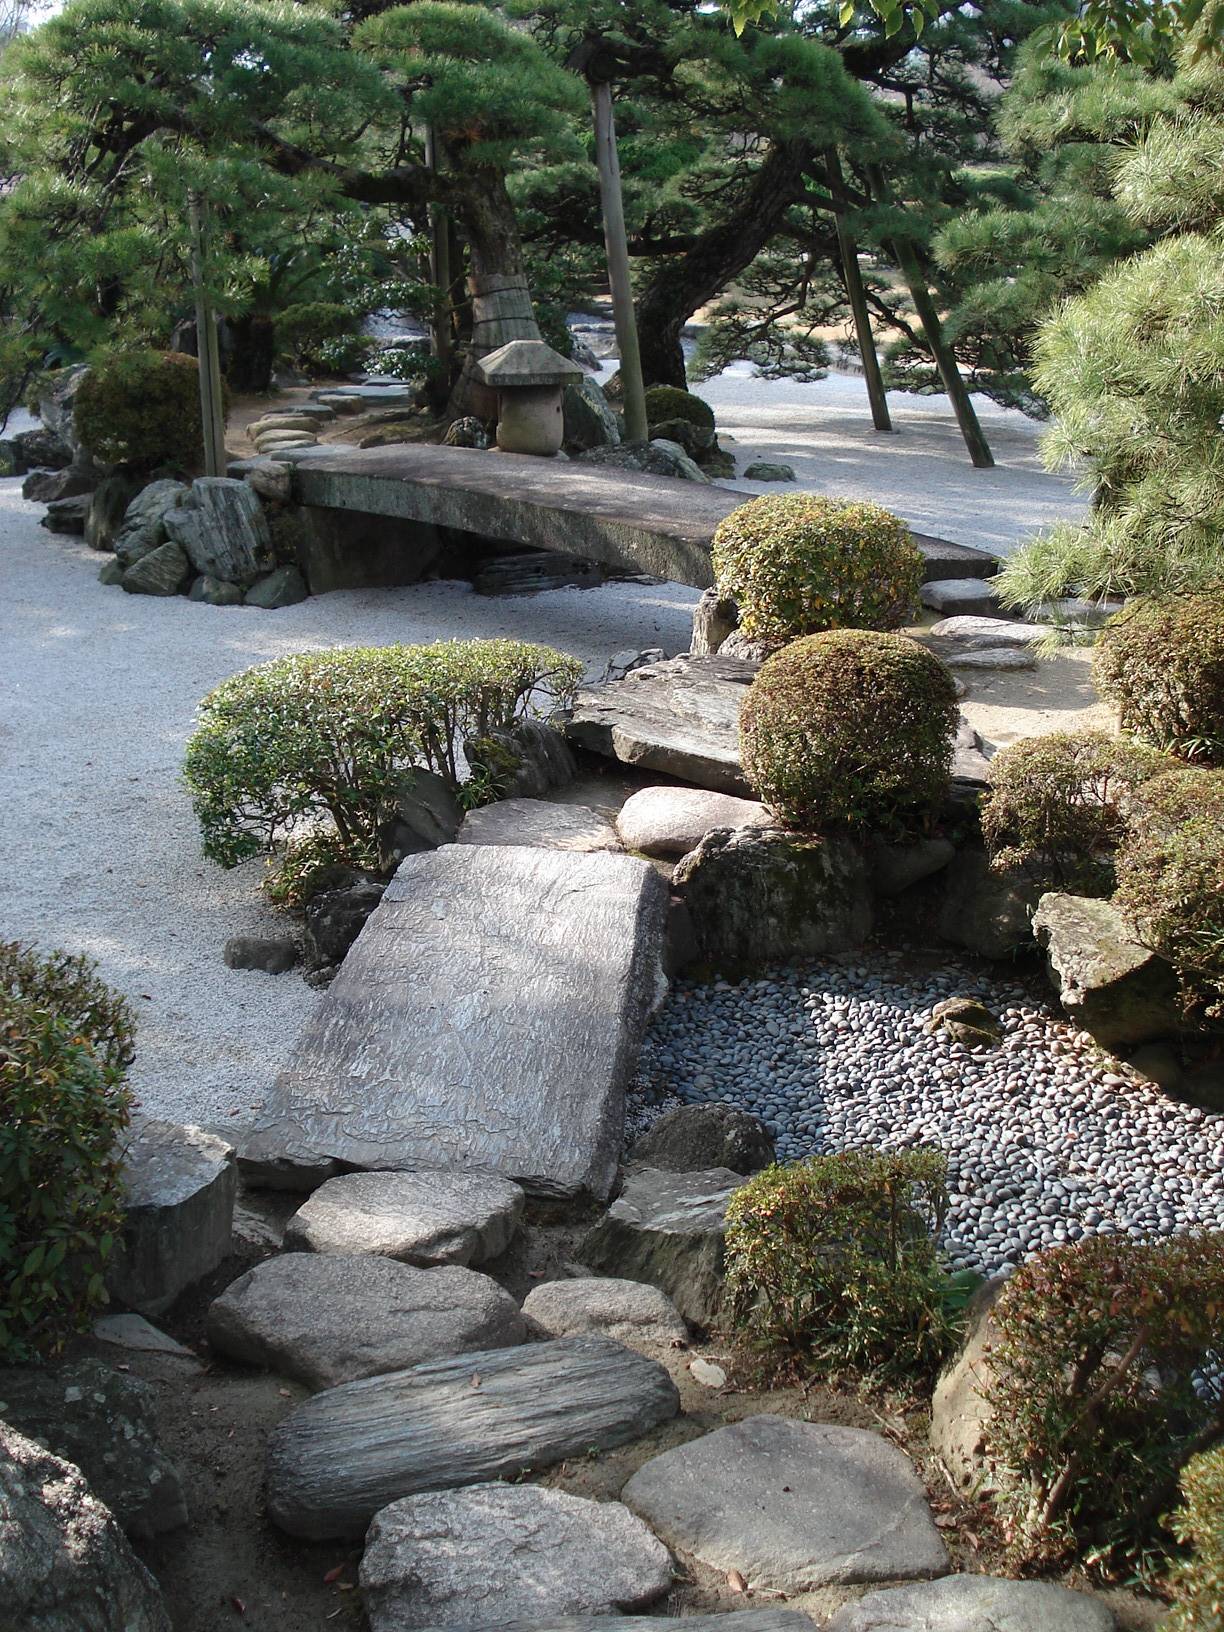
left=1166, top=1446, right=1224, bottom=1631
left=184, top=640, right=584, bottom=878
left=984, top=1233, right=1224, bottom=1568
left=712, top=494, right=923, bottom=645
left=275, top=301, right=371, bottom=376
left=643, top=384, right=715, bottom=431
left=724, top=1148, right=959, bottom=1378
left=74, top=349, right=217, bottom=473
left=740, top=630, right=959, bottom=834
left=0, top=942, right=135, bottom=1362
left=1093, top=594, right=1224, bottom=767
left=980, top=730, right=1167, bottom=894
left=1114, top=766, right=1224, bottom=1020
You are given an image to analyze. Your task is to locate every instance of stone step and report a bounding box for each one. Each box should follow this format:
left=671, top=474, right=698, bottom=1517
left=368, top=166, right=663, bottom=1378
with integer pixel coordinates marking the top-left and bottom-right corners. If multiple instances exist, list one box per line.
left=911, top=532, right=1000, bottom=583
left=239, top=845, right=668, bottom=1198
left=920, top=577, right=1003, bottom=617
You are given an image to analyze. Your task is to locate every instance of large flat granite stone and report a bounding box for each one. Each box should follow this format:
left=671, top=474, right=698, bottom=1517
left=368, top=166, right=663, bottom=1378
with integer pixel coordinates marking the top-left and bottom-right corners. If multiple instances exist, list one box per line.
left=825, top=1576, right=1116, bottom=1632
left=266, top=1335, right=680, bottom=1540
left=410, top=1617, right=810, bottom=1632
left=242, top=845, right=668, bottom=1199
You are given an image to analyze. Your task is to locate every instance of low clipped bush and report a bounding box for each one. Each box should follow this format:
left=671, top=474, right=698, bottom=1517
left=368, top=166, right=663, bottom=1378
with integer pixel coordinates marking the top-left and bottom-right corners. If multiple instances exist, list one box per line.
left=275, top=301, right=371, bottom=376
left=1114, top=767, right=1224, bottom=1020
left=712, top=494, right=923, bottom=645
left=184, top=640, right=584, bottom=877
left=740, top=630, right=959, bottom=834
left=1166, top=1446, right=1224, bottom=1631
left=1093, top=594, right=1224, bottom=766
left=643, top=384, right=715, bottom=430
left=984, top=1233, right=1224, bottom=1568
left=724, top=1148, right=959, bottom=1377
left=0, top=942, right=135, bottom=1361
left=980, top=730, right=1167, bottom=894
left=74, top=349, right=215, bottom=472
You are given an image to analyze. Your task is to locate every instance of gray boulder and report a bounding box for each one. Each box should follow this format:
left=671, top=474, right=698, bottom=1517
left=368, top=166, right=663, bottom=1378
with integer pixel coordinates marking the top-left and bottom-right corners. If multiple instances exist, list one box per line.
left=616, top=786, right=772, bottom=859
left=580, top=1165, right=742, bottom=1327
left=360, top=1484, right=673, bottom=1631
left=926, top=996, right=1003, bottom=1047
left=865, top=837, right=956, bottom=897
left=265, top=1335, right=681, bottom=1540
left=936, top=850, right=1036, bottom=959
left=107, top=1120, right=236, bottom=1315
left=14, top=425, right=72, bottom=470
left=36, top=364, right=90, bottom=458
left=929, top=1281, right=1004, bottom=1492
left=223, top=934, right=298, bottom=973
left=578, top=438, right=710, bottom=483
left=464, top=718, right=577, bottom=800
left=245, top=564, right=308, bottom=608
left=563, top=378, right=620, bottom=452
left=825, top=1576, right=1115, bottom=1632
left=302, top=876, right=386, bottom=969
left=24, top=464, right=92, bottom=503
left=0, top=1422, right=170, bottom=1632
left=690, top=587, right=740, bottom=656
left=522, top=1277, right=688, bottom=1353
left=163, top=476, right=273, bottom=584
left=673, top=827, right=873, bottom=971
left=377, top=769, right=464, bottom=869
left=742, top=460, right=795, bottom=481
left=239, top=457, right=294, bottom=502
left=187, top=573, right=244, bottom=606
left=121, top=541, right=191, bottom=597
left=426, top=1618, right=807, bottom=1632
left=98, top=558, right=125, bottom=587
left=0, top=1359, right=186, bottom=1540
left=443, top=416, right=489, bottom=449
left=1033, top=892, right=1182, bottom=1049
left=629, top=1103, right=775, bottom=1176
left=284, top=1169, right=524, bottom=1266
left=622, top=1415, right=948, bottom=1591
left=42, top=493, right=91, bottom=534
left=84, top=474, right=141, bottom=552
left=206, top=1254, right=526, bottom=1390
left=113, top=479, right=188, bottom=565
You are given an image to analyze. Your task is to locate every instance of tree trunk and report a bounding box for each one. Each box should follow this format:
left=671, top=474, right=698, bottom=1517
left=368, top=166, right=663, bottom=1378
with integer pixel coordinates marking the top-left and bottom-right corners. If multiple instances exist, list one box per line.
left=634, top=139, right=812, bottom=389
left=447, top=170, right=542, bottom=420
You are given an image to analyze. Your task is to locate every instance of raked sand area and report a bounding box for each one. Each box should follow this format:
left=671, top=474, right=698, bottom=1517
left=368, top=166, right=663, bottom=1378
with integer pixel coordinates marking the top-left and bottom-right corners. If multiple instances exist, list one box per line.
left=0, top=377, right=1086, bottom=1132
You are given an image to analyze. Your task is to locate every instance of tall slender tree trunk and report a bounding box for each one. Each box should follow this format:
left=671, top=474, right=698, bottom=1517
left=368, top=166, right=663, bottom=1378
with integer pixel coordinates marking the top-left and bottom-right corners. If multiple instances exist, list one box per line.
left=447, top=170, right=542, bottom=420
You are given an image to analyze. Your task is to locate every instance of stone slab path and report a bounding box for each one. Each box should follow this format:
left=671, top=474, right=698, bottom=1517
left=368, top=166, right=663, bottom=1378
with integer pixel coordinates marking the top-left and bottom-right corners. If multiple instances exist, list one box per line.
left=241, top=844, right=668, bottom=1198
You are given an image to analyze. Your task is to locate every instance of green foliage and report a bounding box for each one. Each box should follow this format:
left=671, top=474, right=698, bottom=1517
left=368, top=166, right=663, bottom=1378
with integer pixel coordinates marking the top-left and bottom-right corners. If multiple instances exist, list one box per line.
left=1093, top=596, right=1224, bottom=766
left=0, top=941, right=135, bottom=1362
left=73, top=349, right=210, bottom=472
left=712, top=495, right=922, bottom=645
left=1114, top=766, right=1224, bottom=1020
left=1166, top=1445, right=1224, bottom=1632
left=183, top=640, right=584, bottom=874
left=980, top=729, right=1167, bottom=893
left=643, top=385, right=715, bottom=430
left=724, top=1148, right=958, bottom=1378
left=984, top=1233, right=1224, bottom=1567
left=275, top=302, right=370, bottom=376
left=739, top=630, right=958, bottom=834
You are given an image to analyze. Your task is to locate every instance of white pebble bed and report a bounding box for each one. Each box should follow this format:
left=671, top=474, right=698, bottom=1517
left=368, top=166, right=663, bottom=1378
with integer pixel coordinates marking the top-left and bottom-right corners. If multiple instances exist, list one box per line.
left=631, top=950, right=1224, bottom=1278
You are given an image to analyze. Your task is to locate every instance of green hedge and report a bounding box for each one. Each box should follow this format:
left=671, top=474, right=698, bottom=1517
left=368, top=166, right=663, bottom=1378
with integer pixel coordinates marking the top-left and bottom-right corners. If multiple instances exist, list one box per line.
left=74, top=349, right=216, bottom=472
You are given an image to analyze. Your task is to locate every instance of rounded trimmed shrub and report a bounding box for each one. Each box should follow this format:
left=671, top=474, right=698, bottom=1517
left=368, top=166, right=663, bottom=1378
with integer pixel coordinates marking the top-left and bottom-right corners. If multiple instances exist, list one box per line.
left=1093, top=593, right=1224, bottom=766
left=740, top=630, right=959, bottom=833
left=184, top=639, right=584, bottom=876
left=275, top=301, right=371, bottom=375
left=1167, top=1445, right=1224, bottom=1631
left=74, top=349, right=216, bottom=472
left=1114, top=766, right=1224, bottom=1019
left=980, top=730, right=1167, bottom=894
left=0, top=941, right=135, bottom=1361
left=643, top=384, right=715, bottom=430
left=712, top=494, right=923, bottom=645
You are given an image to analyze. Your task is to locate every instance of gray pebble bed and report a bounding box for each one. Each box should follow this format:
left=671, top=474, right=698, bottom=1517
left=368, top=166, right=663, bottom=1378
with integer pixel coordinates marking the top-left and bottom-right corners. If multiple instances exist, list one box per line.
left=629, top=950, right=1224, bottom=1278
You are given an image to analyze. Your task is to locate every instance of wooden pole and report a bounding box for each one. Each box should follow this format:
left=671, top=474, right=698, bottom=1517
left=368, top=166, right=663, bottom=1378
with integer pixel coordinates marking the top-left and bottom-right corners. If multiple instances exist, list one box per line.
left=188, top=194, right=227, bottom=477
left=865, top=164, right=994, bottom=470
left=590, top=78, right=648, bottom=444
left=424, top=127, right=452, bottom=376
left=825, top=149, right=892, bottom=434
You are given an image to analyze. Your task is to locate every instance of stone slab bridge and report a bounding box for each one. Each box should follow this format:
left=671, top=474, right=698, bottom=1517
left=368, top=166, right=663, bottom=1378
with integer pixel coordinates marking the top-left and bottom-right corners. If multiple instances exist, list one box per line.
left=290, top=444, right=998, bottom=591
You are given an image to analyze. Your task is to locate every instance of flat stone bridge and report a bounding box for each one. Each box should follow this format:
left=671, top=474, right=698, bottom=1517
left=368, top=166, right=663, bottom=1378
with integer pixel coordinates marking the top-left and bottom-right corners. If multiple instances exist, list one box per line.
left=292, top=444, right=997, bottom=591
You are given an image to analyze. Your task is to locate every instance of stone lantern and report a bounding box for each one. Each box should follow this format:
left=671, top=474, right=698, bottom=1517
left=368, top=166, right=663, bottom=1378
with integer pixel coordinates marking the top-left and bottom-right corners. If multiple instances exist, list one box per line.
left=475, top=339, right=582, bottom=457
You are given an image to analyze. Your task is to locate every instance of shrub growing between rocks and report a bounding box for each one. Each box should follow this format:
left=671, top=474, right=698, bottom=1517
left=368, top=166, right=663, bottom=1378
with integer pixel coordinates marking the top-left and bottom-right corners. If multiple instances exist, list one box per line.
left=1114, top=766, right=1224, bottom=1019
left=740, top=630, right=959, bottom=835
left=724, top=1148, right=958, bottom=1377
left=1166, top=1445, right=1224, bottom=1631
left=643, top=384, right=715, bottom=431
left=275, top=301, right=371, bottom=376
left=1093, top=594, right=1224, bottom=766
left=980, top=730, right=1167, bottom=894
left=712, top=494, right=922, bottom=645
left=0, top=942, right=135, bottom=1361
left=74, top=349, right=217, bottom=472
left=184, top=640, right=583, bottom=876
left=984, top=1233, right=1224, bottom=1567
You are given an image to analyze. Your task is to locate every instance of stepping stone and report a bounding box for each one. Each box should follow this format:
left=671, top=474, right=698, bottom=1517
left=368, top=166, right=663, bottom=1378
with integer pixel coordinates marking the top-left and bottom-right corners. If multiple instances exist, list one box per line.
left=522, top=1278, right=688, bottom=1353
left=266, top=1335, right=681, bottom=1540
left=825, top=1575, right=1116, bottom=1631
left=565, top=653, right=759, bottom=796
left=920, top=578, right=1002, bottom=617
left=621, top=1416, right=949, bottom=1591
left=0, top=1358, right=187, bottom=1541
left=943, top=647, right=1036, bottom=671
left=284, top=1170, right=524, bottom=1266
left=241, top=847, right=668, bottom=1199
left=580, top=1166, right=742, bottom=1327
left=429, top=1619, right=810, bottom=1632
left=910, top=533, right=1000, bottom=583
left=360, top=1484, right=673, bottom=1631
left=457, top=798, right=619, bottom=853
left=928, top=615, right=1050, bottom=648
left=616, top=786, right=772, bottom=858
left=106, top=1121, right=236, bottom=1315
left=951, top=718, right=993, bottom=790
left=206, top=1254, right=525, bottom=1390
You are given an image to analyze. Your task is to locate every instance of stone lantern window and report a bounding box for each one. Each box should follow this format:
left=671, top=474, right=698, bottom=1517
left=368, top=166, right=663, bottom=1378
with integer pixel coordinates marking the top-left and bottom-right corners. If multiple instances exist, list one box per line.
left=475, top=339, right=583, bottom=457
